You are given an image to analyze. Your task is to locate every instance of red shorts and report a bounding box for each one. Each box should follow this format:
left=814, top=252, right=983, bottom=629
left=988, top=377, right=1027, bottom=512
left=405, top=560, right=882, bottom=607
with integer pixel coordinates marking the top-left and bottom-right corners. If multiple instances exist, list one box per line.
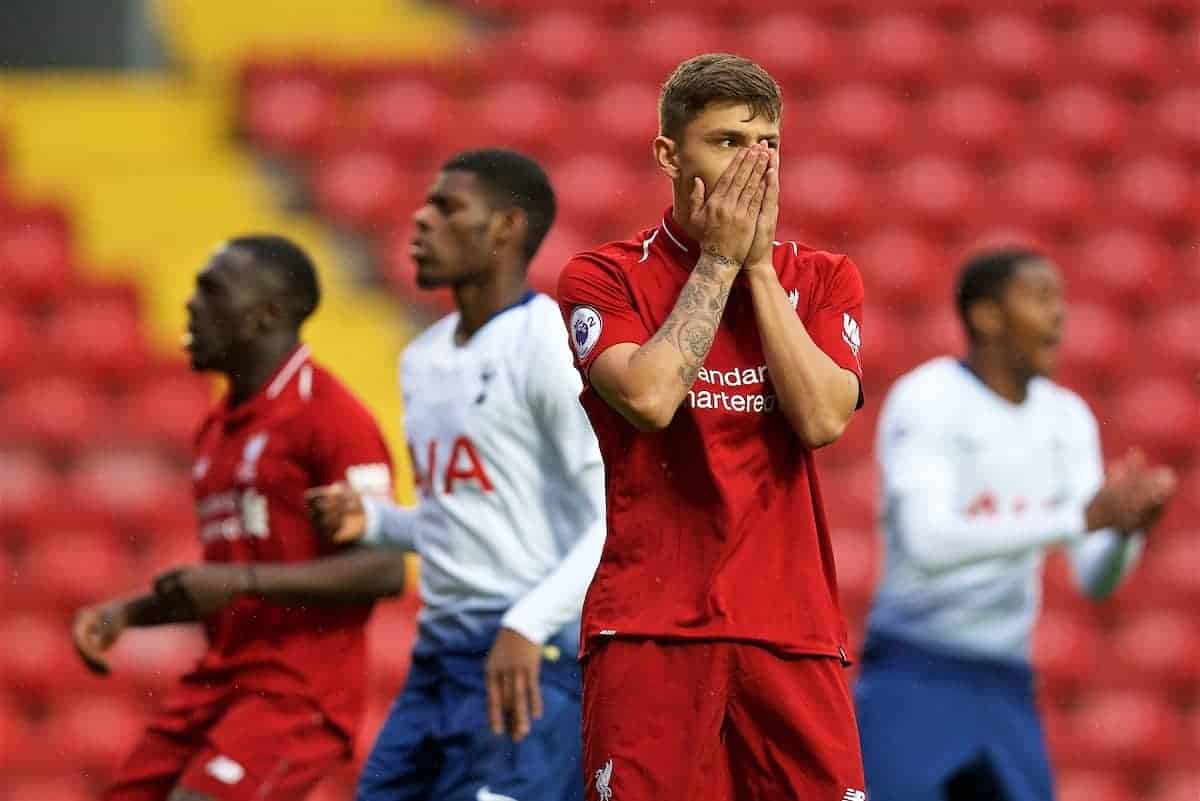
left=103, top=689, right=349, bottom=801
left=581, top=639, right=865, bottom=801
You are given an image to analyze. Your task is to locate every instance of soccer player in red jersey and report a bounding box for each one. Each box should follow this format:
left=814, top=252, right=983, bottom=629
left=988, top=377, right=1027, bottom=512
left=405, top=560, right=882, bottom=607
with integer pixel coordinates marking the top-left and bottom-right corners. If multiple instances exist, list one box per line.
left=71, top=236, right=406, bottom=801
left=556, top=54, right=867, bottom=800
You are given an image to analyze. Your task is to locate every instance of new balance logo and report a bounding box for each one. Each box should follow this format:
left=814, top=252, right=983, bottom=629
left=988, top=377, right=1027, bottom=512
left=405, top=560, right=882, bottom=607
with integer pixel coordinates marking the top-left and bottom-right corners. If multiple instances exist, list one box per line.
left=842, top=313, right=861, bottom=357
left=594, top=759, right=613, bottom=801
left=842, top=790, right=866, bottom=801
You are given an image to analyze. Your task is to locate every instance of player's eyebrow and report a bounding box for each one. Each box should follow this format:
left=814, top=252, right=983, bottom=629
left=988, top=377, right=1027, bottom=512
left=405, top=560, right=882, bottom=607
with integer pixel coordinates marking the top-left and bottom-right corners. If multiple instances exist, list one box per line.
left=710, top=129, right=780, bottom=143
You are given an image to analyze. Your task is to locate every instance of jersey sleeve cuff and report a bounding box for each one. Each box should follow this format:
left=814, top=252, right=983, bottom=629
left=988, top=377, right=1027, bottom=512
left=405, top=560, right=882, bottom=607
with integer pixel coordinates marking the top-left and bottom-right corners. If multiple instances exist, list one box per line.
left=500, top=605, right=555, bottom=646
left=360, top=496, right=384, bottom=546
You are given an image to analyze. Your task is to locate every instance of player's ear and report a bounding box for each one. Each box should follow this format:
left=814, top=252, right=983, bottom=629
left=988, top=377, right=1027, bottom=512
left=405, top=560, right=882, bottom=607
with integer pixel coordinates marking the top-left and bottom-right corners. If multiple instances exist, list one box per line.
left=967, top=299, right=1005, bottom=341
left=653, top=135, right=681, bottom=180
left=492, top=207, right=527, bottom=256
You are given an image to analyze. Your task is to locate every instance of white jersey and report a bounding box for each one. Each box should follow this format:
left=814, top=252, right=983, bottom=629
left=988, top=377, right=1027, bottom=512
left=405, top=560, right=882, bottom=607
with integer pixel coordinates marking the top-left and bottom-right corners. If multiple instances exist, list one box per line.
left=867, top=357, right=1142, bottom=664
left=362, top=292, right=605, bottom=652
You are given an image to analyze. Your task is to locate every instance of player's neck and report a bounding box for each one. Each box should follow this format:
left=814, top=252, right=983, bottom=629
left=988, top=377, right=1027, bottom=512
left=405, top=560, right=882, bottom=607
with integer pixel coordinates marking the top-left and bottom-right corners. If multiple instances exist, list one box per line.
left=965, top=349, right=1031, bottom=405
left=452, top=269, right=529, bottom=344
left=226, top=332, right=301, bottom=405
left=669, top=201, right=703, bottom=246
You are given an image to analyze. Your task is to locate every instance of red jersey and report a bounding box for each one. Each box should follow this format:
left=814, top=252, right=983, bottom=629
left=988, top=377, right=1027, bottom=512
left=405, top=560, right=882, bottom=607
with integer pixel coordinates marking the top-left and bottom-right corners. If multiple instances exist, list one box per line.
left=187, top=345, right=393, bottom=738
left=557, top=210, right=864, bottom=660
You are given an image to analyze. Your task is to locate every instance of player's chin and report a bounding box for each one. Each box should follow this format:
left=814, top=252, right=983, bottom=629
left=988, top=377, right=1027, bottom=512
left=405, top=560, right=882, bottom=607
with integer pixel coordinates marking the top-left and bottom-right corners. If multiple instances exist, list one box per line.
left=1030, top=348, right=1059, bottom=378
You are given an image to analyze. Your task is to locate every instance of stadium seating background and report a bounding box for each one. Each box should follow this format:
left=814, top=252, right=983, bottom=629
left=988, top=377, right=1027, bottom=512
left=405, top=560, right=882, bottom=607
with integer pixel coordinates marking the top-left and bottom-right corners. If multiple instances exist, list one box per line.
left=0, top=1, right=1196, bottom=800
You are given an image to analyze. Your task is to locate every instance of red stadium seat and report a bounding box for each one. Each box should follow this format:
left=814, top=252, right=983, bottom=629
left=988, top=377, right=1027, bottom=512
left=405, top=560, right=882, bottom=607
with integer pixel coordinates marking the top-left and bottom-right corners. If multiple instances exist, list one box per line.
left=1004, top=157, right=1093, bottom=234
left=45, top=692, right=143, bottom=773
left=1104, top=377, right=1200, bottom=463
left=1056, top=770, right=1137, bottom=801
left=528, top=224, right=589, bottom=299
left=117, top=370, right=214, bottom=453
left=1032, top=610, right=1101, bottom=693
left=926, top=83, right=1024, bottom=159
left=241, top=63, right=337, bottom=157
left=818, top=83, right=908, bottom=160
left=1133, top=534, right=1200, bottom=611
left=584, top=81, right=662, bottom=165
left=969, top=14, right=1057, bottom=90
left=1065, top=691, right=1181, bottom=770
left=858, top=12, right=950, bottom=88
left=782, top=155, right=868, bottom=236
left=66, top=448, right=191, bottom=531
left=1054, top=305, right=1133, bottom=397
left=1109, top=610, right=1200, bottom=688
left=1112, top=157, right=1195, bottom=231
left=0, top=612, right=80, bottom=696
left=1150, top=87, right=1200, bottom=160
left=504, top=12, right=612, bottom=89
left=0, top=204, right=73, bottom=303
left=0, top=302, right=36, bottom=377
left=1074, top=13, right=1167, bottom=90
left=858, top=305, right=910, bottom=387
left=888, top=157, right=976, bottom=233
left=1074, top=229, right=1172, bottom=309
left=0, top=449, right=57, bottom=532
left=351, top=75, right=452, bottom=154
left=15, top=529, right=134, bottom=612
left=312, top=144, right=411, bottom=231
left=624, top=14, right=733, bottom=83
left=906, top=305, right=966, bottom=365
left=45, top=288, right=147, bottom=380
left=0, top=374, right=108, bottom=454
left=471, top=80, right=568, bottom=158
left=552, top=155, right=640, bottom=237
left=1039, top=84, right=1131, bottom=159
left=831, top=528, right=879, bottom=622
left=854, top=228, right=946, bottom=310
left=744, top=13, right=837, bottom=89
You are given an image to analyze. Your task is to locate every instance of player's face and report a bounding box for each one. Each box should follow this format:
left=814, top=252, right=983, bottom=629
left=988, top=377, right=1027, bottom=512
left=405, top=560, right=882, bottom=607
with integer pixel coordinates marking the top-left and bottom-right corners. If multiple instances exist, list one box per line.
left=183, top=247, right=267, bottom=372
left=998, top=259, right=1066, bottom=377
left=657, top=101, right=781, bottom=206
left=409, top=170, right=502, bottom=289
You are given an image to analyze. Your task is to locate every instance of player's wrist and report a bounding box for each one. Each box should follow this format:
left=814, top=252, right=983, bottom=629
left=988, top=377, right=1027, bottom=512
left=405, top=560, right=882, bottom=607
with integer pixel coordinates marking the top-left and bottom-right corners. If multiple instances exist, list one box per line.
left=698, top=243, right=744, bottom=273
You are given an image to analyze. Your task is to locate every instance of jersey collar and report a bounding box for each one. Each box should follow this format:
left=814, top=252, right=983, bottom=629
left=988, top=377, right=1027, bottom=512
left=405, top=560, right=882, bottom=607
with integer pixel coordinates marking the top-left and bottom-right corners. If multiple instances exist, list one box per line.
left=218, top=343, right=312, bottom=425
left=658, top=208, right=700, bottom=269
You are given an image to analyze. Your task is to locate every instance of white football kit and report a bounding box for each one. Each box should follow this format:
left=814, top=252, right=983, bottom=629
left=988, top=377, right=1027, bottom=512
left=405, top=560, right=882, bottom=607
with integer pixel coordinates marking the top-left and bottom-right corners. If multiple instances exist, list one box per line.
left=867, top=356, right=1143, bottom=664
left=361, top=292, right=605, bottom=651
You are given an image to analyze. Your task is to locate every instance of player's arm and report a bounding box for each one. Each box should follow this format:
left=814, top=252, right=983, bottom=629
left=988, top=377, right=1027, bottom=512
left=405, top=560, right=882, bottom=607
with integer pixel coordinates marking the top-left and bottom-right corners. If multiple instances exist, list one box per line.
left=881, top=386, right=1161, bottom=574
left=71, top=588, right=208, bottom=676
left=587, top=147, right=770, bottom=431
left=487, top=319, right=607, bottom=741
left=742, top=149, right=860, bottom=448
left=1065, top=406, right=1174, bottom=599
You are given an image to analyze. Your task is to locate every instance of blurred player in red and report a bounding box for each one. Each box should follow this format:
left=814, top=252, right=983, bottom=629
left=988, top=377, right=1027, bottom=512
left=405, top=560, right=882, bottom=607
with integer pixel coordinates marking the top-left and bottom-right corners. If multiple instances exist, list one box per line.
left=72, top=235, right=405, bottom=801
left=557, top=54, right=866, bottom=800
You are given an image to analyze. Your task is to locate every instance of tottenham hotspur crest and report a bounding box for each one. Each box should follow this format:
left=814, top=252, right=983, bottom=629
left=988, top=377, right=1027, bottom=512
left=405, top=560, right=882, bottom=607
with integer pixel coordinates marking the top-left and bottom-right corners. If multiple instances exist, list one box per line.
left=570, top=306, right=602, bottom=361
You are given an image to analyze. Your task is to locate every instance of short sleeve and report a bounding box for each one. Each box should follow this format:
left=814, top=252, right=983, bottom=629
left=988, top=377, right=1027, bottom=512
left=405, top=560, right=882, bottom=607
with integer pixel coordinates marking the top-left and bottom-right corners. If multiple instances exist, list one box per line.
left=557, top=253, right=651, bottom=379
left=526, top=303, right=604, bottom=479
left=310, top=382, right=394, bottom=498
left=807, top=255, right=865, bottom=406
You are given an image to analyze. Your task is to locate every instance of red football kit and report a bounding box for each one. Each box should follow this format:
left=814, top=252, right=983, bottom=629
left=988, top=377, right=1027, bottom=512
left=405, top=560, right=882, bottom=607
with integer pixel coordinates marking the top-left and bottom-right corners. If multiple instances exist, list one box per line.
left=557, top=211, right=866, bottom=801
left=105, top=345, right=394, bottom=801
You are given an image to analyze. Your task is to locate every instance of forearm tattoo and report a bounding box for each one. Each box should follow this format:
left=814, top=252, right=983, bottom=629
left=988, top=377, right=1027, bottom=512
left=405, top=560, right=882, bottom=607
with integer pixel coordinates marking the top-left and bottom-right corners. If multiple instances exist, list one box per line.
left=643, top=246, right=738, bottom=387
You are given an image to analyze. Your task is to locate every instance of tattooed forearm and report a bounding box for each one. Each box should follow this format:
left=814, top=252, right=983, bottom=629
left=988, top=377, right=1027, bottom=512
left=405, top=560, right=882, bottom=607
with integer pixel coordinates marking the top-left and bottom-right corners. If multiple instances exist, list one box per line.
left=636, top=251, right=738, bottom=388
